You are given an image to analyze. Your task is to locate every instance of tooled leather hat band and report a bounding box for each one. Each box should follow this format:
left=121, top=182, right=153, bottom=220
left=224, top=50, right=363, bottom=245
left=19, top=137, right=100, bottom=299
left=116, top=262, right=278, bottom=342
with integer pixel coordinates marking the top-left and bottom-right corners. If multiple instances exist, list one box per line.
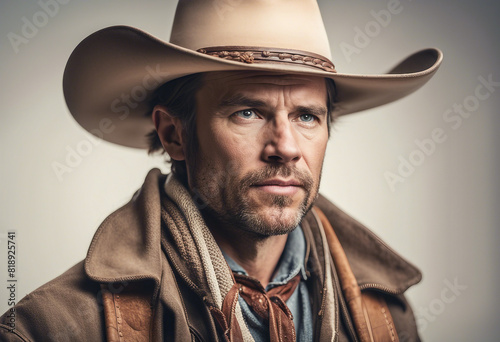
left=197, top=46, right=336, bottom=73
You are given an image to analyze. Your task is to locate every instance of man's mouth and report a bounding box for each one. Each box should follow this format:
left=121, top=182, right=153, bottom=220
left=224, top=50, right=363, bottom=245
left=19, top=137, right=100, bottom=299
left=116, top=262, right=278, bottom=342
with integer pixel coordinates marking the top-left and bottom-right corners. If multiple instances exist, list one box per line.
left=251, top=178, right=303, bottom=196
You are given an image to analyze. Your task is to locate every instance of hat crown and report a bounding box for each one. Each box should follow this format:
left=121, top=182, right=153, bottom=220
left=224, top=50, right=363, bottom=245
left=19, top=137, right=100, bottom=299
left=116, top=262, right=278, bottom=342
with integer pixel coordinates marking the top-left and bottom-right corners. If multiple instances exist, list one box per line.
left=169, top=0, right=332, bottom=60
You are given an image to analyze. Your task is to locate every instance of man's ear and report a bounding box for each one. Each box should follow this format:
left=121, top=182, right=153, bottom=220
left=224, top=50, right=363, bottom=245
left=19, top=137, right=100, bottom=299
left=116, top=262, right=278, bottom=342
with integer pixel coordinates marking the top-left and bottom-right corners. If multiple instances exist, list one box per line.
left=152, top=105, right=186, bottom=161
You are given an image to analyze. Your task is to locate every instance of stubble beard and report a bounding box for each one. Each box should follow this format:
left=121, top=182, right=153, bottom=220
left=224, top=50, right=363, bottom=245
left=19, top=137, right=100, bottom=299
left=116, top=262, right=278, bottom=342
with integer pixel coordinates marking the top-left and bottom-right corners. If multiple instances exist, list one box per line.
left=191, top=159, right=320, bottom=238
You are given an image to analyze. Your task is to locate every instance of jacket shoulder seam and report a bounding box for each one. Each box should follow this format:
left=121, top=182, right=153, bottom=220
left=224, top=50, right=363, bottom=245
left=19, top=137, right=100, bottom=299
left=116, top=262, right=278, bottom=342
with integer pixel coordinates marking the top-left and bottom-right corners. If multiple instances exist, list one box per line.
left=0, top=324, right=32, bottom=342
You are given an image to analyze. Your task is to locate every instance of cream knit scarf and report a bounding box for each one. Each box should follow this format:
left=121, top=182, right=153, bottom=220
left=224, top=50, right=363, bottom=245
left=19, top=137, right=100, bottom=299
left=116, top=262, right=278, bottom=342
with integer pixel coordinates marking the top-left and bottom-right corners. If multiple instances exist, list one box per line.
left=163, top=174, right=255, bottom=341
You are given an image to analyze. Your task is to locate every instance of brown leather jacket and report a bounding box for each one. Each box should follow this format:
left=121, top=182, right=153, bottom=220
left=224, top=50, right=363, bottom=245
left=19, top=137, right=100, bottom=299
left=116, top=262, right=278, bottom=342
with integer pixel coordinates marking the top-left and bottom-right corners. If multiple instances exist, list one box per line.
left=0, top=169, right=422, bottom=341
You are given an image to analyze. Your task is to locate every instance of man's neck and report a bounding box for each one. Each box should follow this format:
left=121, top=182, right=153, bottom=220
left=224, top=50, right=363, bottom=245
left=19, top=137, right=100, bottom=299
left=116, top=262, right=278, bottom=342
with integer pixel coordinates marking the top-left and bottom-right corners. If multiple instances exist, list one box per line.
left=204, top=216, right=288, bottom=289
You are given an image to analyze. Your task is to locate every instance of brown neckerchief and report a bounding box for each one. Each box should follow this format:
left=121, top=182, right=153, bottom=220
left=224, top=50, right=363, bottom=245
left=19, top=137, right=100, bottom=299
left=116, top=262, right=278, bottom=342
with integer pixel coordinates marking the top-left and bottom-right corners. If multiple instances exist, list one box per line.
left=233, top=273, right=301, bottom=342
left=214, top=271, right=301, bottom=342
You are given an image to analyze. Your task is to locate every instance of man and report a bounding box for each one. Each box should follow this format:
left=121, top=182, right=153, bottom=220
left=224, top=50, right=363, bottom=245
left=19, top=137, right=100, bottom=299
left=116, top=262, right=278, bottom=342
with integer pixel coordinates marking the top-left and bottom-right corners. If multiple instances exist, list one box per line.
left=0, top=0, right=442, bottom=341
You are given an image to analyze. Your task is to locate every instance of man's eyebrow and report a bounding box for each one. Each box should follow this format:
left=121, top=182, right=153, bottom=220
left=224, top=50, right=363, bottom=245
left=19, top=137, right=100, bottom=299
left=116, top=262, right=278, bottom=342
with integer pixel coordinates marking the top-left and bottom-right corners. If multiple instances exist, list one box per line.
left=218, top=93, right=267, bottom=108
left=296, top=105, right=328, bottom=117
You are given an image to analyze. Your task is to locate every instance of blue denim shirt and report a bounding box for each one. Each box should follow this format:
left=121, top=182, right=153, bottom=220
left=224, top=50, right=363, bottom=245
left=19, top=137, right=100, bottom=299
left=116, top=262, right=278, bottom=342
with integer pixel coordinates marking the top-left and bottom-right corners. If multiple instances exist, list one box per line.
left=222, top=226, right=313, bottom=342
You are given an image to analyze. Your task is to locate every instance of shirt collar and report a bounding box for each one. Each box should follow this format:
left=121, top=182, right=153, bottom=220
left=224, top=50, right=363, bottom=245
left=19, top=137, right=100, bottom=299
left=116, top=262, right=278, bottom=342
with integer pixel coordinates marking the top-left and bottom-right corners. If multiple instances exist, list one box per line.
left=222, top=226, right=308, bottom=291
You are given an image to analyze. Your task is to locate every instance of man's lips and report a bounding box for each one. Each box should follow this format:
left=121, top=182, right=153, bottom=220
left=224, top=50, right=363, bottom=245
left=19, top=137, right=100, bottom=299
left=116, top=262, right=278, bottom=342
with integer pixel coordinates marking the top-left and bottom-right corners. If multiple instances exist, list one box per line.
left=251, top=178, right=303, bottom=196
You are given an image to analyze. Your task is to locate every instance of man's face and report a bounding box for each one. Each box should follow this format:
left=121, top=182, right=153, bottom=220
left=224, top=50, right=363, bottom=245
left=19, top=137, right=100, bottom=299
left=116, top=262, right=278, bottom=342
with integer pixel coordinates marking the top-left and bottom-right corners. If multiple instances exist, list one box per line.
left=187, top=71, right=329, bottom=237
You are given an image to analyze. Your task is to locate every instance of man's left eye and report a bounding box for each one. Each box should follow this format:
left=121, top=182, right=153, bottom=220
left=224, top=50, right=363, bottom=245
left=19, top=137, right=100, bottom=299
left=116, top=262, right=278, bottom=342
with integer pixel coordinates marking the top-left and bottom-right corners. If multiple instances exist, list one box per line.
left=299, top=114, right=316, bottom=122
left=234, top=109, right=258, bottom=119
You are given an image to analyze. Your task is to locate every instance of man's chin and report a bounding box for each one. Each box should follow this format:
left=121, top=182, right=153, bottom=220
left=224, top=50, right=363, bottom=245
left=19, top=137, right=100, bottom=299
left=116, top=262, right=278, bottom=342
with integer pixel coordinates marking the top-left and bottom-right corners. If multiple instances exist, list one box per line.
left=248, top=188, right=305, bottom=209
left=238, top=205, right=305, bottom=237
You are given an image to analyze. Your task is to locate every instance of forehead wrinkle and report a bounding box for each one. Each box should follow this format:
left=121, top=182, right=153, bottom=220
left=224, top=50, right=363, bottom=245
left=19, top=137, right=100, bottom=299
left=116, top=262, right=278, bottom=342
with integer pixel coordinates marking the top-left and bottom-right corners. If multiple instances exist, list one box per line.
left=217, top=85, right=327, bottom=117
left=199, top=73, right=328, bottom=117
left=218, top=93, right=267, bottom=108
left=280, top=82, right=326, bottom=113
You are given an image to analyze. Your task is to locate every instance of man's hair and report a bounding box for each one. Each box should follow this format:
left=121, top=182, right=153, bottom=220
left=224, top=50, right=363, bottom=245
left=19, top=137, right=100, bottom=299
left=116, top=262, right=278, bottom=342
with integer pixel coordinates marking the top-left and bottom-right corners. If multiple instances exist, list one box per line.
left=147, top=73, right=337, bottom=182
left=147, top=73, right=204, bottom=185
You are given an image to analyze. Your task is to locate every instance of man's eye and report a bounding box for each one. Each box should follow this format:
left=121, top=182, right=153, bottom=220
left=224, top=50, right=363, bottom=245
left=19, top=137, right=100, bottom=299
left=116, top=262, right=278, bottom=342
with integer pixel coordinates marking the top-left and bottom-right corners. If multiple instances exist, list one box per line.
left=234, top=109, right=258, bottom=119
left=299, top=114, right=316, bottom=122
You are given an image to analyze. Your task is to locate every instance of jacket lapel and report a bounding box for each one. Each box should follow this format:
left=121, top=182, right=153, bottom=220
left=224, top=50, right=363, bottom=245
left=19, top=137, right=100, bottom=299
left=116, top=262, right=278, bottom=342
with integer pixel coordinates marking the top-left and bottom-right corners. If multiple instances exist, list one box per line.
left=84, top=169, right=166, bottom=295
left=305, top=194, right=422, bottom=294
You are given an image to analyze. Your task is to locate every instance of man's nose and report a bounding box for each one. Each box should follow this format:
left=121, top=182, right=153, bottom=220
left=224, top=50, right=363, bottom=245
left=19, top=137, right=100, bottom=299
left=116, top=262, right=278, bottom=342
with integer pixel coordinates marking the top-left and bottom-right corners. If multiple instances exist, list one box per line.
left=261, top=116, right=302, bottom=164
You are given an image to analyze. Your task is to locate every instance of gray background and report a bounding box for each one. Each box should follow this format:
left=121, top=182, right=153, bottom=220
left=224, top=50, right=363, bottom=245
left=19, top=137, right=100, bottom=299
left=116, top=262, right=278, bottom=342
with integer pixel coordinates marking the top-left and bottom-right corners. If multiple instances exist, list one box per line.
left=1, top=0, right=499, bottom=341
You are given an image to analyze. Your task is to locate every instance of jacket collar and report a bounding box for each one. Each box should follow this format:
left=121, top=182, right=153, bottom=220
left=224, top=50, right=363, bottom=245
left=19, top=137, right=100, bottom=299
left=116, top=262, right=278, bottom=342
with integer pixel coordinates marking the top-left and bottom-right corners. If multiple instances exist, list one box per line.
left=305, top=194, right=422, bottom=294
left=84, top=169, right=421, bottom=295
left=84, top=168, right=166, bottom=291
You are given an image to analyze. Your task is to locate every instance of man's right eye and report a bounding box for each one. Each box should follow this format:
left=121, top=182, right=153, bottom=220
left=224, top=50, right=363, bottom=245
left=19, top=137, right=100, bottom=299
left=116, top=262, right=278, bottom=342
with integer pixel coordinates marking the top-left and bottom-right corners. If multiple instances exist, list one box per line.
left=233, top=109, right=259, bottom=119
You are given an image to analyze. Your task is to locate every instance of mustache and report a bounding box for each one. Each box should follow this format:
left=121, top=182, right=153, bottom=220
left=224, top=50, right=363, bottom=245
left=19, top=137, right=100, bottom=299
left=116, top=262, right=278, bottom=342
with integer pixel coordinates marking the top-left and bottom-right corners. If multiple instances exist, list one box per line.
left=240, top=165, right=314, bottom=191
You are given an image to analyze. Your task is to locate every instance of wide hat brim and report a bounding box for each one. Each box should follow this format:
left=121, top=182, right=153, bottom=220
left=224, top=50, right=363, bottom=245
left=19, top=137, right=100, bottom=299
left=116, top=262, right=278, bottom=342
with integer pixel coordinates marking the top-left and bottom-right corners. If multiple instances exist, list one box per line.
left=63, top=26, right=443, bottom=149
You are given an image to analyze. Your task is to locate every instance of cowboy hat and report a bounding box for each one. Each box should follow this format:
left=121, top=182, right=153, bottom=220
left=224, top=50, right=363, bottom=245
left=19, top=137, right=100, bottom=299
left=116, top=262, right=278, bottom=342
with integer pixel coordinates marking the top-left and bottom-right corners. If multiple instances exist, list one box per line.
left=63, top=0, right=443, bottom=149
